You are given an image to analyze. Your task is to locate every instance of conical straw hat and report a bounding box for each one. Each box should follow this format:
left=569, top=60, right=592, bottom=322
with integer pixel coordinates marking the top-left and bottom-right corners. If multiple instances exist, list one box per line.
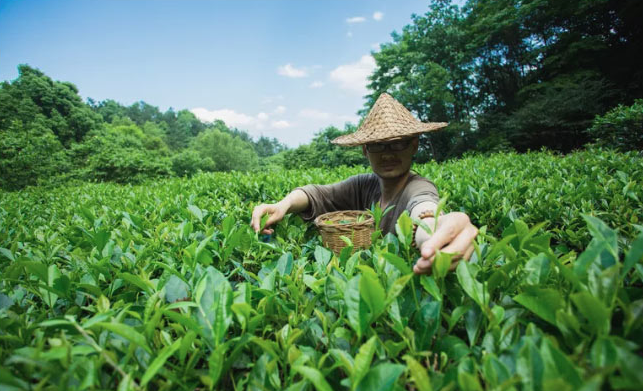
left=331, top=93, right=447, bottom=146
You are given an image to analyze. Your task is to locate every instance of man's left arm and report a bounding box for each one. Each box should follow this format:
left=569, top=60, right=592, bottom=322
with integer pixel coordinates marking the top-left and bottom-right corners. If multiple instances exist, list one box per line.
left=410, top=201, right=478, bottom=274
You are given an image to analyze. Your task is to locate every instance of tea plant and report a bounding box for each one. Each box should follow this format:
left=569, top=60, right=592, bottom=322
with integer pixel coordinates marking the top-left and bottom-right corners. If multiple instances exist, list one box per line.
left=0, top=148, right=642, bottom=390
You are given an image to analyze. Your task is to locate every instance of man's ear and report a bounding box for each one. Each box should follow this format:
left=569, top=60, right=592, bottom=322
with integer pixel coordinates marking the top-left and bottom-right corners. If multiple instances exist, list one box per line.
left=411, top=137, right=419, bottom=154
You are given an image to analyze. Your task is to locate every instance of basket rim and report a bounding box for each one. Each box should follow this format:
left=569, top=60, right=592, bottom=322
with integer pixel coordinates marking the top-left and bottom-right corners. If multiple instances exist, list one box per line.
left=314, top=210, right=375, bottom=230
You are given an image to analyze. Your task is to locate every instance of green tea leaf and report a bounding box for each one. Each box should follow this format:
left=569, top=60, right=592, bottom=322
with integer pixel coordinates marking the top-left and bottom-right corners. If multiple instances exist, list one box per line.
left=456, top=262, right=487, bottom=308
left=293, top=366, right=333, bottom=391
left=358, top=265, right=385, bottom=318
left=514, top=286, right=564, bottom=325
left=314, top=246, right=332, bottom=267
left=380, top=252, right=412, bottom=275
left=433, top=250, right=453, bottom=280
left=353, top=336, right=378, bottom=388
left=395, top=211, right=413, bottom=248
left=330, top=349, right=355, bottom=378
left=404, top=355, right=433, bottom=391
left=355, top=363, right=405, bottom=391
left=345, top=276, right=366, bottom=339
left=571, top=291, right=610, bottom=335
left=188, top=204, right=203, bottom=222
left=622, top=232, right=643, bottom=278
left=141, top=337, right=182, bottom=386
left=420, top=275, right=442, bottom=301
left=524, top=253, right=550, bottom=285
left=96, top=322, right=152, bottom=354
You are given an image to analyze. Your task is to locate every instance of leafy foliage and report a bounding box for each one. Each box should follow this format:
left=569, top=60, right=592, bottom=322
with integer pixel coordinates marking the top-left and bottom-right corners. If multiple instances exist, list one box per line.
left=1, top=149, right=642, bottom=390
left=0, top=65, right=284, bottom=190
left=278, top=125, right=368, bottom=169
left=0, top=118, right=70, bottom=190
left=191, top=128, right=259, bottom=172
left=0, top=65, right=101, bottom=146
left=587, top=99, right=643, bottom=152
left=366, top=0, right=643, bottom=160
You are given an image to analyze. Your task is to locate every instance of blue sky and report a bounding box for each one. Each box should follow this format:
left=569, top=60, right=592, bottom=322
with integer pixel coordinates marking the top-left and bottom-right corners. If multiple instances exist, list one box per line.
left=0, top=0, right=432, bottom=146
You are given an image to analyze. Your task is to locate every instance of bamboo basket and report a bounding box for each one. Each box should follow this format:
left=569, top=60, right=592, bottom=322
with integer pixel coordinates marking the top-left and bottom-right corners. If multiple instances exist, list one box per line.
left=314, top=210, right=375, bottom=255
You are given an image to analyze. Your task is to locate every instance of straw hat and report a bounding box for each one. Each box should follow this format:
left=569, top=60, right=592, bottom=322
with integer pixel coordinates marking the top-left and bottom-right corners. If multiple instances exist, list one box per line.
left=331, top=93, right=448, bottom=146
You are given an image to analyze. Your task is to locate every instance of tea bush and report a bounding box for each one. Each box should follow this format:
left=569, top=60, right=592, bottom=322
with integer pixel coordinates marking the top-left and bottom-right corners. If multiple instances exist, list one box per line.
left=0, top=149, right=642, bottom=390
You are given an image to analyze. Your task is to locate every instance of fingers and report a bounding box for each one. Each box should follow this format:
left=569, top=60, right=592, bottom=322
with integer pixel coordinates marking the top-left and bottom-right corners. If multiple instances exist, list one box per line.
left=444, top=244, right=474, bottom=273
left=413, top=212, right=478, bottom=275
left=462, top=243, right=474, bottom=261
left=264, top=210, right=283, bottom=228
left=250, top=204, right=267, bottom=232
left=419, top=212, right=471, bottom=259
left=437, top=225, right=478, bottom=260
left=251, top=204, right=285, bottom=233
left=413, top=257, right=433, bottom=274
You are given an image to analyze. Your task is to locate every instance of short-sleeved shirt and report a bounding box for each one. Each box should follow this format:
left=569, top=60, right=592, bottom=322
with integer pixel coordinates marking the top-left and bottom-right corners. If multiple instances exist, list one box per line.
left=296, top=173, right=439, bottom=234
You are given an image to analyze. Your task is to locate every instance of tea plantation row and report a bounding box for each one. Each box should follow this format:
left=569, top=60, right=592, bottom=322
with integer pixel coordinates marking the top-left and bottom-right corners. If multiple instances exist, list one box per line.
left=0, top=148, right=642, bottom=390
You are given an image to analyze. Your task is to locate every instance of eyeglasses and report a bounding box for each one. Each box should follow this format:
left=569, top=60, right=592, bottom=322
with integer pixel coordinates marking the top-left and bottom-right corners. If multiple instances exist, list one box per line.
left=365, top=139, right=412, bottom=153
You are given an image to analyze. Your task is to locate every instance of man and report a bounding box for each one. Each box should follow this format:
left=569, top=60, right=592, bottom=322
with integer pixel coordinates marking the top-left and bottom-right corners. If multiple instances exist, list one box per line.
left=251, top=93, right=478, bottom=274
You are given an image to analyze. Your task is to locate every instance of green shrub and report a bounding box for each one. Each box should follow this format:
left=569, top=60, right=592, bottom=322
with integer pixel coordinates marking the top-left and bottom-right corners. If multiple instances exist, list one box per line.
left=0, top=118, right=70, bottom=190
left=191, top=128, right=258, bottom=171
left=171, top=149, right=214, bottom=177
left=587, top=99, right=643, bottom=151
left=69, top=127, right=172, bottom=183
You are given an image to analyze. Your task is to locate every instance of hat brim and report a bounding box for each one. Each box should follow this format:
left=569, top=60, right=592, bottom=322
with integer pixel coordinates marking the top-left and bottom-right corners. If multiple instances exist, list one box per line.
left=331, top=122, right=448, bottom=146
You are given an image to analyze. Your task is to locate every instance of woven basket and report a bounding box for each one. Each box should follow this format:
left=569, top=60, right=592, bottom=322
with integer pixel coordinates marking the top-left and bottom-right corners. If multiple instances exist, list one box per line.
left=314, top=210, right=375, bottom=255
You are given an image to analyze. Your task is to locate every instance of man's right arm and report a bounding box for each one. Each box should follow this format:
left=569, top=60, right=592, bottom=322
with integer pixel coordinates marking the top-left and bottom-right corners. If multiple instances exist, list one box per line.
left=250, top=189, right=309, bottom=234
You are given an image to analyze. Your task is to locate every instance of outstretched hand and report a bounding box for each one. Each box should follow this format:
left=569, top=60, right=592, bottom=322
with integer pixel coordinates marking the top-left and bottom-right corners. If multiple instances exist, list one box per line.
left=413, top=211, right=478, bottom=275
left=250, top=203, right=288, bottom=235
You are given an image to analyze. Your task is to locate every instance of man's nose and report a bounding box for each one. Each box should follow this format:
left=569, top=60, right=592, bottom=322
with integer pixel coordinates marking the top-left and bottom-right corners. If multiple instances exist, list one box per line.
left=381, top=151, right=397, bottom=159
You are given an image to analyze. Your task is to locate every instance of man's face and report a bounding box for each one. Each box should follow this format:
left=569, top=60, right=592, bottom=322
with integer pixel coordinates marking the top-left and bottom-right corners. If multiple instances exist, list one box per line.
left=362, top=137, right=419, bottom=179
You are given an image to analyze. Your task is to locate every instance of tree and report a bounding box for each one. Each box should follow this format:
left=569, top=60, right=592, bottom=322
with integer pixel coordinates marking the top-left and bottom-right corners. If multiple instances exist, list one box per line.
left=254, top=136, right=287, bottom=158
left=278, top=125, right=368, bottom=169
left=364, top=0, right=643, bottom=157
left=165, top=110, right=205, bottom=150
left=191, top=128, right=258, bottom=172
left=0, top=64, right=101, bottom=146
left=69, top=123, right=172, bottom=183
left=0, top=117, right=70, bottom=190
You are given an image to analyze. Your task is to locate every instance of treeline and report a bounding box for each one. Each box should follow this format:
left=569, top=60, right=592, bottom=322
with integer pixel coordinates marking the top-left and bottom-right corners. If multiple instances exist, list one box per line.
left=2, top=0, right=642, bottom=190
left=0, top=65, right=287, bottom=190
left=365, top=0, right=643, bottom=161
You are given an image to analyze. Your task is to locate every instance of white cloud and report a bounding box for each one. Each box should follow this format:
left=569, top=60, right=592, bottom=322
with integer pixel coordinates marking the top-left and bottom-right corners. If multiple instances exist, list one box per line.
left=346, top=16, right=366, bottom=24
left=273, top=105, right=286, bottom=114
left=299, top=109, right=359, bottom=124
left=299, top=109, right=331, bottom=120
left=310, top=81, right=324, bottom=88
left=257, top=112, right=269, bottom=121
left=329, top=55, right=376, bottom=95
left=271, top=120, right=291, bottom=129
left=373, top=11, right=384, bottom=21
left=278, top=63, right=308, bottom=78
left=347, top=31, right=353, bottom=38
left=190, top=108, right=256, bottom=127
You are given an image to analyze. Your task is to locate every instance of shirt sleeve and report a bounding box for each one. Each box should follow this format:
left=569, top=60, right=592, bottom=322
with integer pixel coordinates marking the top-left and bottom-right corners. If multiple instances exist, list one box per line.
left=295, top=175, right=365, bottom=222
left=405, top=177, right=440, bottom=213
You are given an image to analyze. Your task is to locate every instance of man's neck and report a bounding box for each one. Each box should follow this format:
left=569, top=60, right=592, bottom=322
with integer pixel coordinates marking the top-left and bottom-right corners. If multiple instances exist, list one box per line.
left=378, top=171, right=411, bottom=209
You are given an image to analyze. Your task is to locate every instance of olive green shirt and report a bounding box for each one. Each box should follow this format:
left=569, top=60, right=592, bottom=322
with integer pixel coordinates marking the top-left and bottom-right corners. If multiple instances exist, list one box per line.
left=296, top=173, right=439, bottom=234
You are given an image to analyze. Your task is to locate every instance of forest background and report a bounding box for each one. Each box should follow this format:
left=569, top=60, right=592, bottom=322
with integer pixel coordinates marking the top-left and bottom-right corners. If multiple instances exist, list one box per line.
left=1, top=0, right=642, bottom=191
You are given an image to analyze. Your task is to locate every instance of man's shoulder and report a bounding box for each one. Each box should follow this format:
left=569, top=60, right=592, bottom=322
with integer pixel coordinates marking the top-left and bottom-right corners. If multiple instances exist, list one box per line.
left=406, top=173, right=437, bottom=191
left=409, top=172, right=433, bottom=182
